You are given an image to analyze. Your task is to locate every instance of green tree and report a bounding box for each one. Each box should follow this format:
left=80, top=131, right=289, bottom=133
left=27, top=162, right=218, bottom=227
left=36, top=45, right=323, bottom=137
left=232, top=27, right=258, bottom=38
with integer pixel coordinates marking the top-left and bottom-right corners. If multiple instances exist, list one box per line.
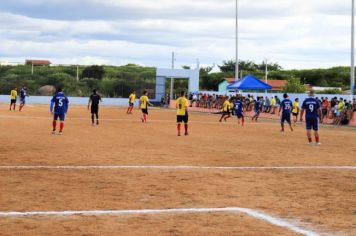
left=82, top=65, right=105, bottom=80
left=282, top=77, right=306, bottom=93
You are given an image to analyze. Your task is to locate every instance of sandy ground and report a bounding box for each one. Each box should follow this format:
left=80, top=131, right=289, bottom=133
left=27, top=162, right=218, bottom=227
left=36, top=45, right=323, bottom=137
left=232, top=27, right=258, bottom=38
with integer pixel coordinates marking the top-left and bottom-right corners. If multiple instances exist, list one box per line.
left=0, top=104, right=355, bottom=235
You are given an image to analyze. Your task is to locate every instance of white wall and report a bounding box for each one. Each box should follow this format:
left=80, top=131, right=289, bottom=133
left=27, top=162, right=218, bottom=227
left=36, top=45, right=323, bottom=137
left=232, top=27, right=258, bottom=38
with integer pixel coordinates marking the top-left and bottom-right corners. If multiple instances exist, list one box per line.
left=0, top=95, right=139, bottom=106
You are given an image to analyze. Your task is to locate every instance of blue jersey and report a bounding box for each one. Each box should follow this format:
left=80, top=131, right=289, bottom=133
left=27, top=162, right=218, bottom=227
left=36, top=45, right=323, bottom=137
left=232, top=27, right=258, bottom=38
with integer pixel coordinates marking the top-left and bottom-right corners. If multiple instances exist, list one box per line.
left=281, top=99, right=292, bottom=115
left=50, top=92, right=69, bottom=114
left=234, top=101, right=243, bottom=113
left=302, top=97, right=320, bottom=119
left=254, top=100, right=261, bottom=111
left=20, top=89, right=26, bottom=100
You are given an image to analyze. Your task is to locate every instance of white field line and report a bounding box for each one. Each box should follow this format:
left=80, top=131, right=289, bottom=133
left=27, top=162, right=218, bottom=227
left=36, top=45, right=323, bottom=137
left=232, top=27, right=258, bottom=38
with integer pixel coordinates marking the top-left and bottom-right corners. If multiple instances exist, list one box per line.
left=0, top=207, right=318, bottom=236
left=0, top=115, right=268, bottom=125
left=0, top=165, right=355, bottom=171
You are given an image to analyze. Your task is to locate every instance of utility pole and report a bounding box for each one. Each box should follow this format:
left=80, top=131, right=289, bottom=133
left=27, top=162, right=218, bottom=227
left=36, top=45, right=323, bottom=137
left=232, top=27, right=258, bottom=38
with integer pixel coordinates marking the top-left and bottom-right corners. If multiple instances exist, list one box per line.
left=76, top=65, right=79, bottom=82
left=265, top=59, right=268, bottom=94
left=170, top=52, right=175, bottom=99
left=235, top=0, right=239, bottom=81
left=351, top=0, right=355, bottom=99
left=31, top=63, right=34, bottom=75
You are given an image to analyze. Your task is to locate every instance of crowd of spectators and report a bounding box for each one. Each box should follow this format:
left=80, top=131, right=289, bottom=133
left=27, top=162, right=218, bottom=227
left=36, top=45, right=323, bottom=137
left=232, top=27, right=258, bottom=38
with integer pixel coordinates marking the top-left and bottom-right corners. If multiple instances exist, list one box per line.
left=186, top=93, right=356, bottom=126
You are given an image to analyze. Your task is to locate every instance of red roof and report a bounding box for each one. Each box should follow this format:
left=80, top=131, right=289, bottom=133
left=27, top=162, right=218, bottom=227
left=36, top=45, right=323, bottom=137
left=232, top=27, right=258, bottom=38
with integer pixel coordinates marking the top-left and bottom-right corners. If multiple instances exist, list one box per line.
left=224, top=78, right=237, bottom=83
left=26, top=60, right=51, bottom=65
left=265, top=80, right=287, bottom=90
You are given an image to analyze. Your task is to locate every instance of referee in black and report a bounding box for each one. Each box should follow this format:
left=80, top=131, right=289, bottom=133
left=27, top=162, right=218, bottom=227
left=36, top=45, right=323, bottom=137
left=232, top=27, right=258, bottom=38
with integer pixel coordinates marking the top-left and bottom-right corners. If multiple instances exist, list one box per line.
left=88, top=89, right=102, bottom=126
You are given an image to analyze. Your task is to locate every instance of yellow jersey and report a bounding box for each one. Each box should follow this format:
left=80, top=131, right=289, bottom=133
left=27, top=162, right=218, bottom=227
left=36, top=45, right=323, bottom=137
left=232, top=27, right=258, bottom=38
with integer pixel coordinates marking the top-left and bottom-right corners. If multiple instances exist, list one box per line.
left=176, top=97, right=188, bottom=116
left=229, top=102, right=234, bottom=110
left=271, top=98, right=276, bottom=106
left=222, top=100, right=231, bottom=112
left=129, top=93, right=136, bottom=103
left=10, top=90, right=17, bottom=100
left=338, top=101, right=345, bottom=112
left=140, top=95, right=149, bottom=109
left=292, top=102, right=299, bottom=113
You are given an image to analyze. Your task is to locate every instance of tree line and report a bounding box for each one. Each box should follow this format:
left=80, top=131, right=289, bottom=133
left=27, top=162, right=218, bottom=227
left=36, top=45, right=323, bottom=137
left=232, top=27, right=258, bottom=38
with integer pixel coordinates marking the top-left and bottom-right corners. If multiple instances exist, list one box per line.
left=0, top=60, right=353, bottom=97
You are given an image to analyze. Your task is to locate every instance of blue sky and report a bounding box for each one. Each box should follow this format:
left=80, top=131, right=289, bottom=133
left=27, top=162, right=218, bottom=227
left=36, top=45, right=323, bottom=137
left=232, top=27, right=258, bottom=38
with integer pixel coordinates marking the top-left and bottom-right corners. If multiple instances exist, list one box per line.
left=0, top=0, right=353, bottom=69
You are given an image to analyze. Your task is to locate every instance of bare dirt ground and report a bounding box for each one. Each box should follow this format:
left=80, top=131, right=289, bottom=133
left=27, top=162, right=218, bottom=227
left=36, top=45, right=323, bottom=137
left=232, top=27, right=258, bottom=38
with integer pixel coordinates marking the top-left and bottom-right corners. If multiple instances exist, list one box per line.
left=0, top=104, right=355, bottom=235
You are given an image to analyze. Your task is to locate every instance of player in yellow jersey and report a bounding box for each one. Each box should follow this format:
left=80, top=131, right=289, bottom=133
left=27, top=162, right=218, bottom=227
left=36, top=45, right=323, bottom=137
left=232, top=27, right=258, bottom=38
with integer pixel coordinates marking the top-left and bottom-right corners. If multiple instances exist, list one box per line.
left=219, top=97, right=232, bottom=122
left=127, top=91, right=136, bottom=114
left=176, top=91, right=189, bottom=136
left=9, top=87, right=18, bottom=111
left=139, top=90, right=153, bottom=123
left=292, top=98, right=299, bottom=126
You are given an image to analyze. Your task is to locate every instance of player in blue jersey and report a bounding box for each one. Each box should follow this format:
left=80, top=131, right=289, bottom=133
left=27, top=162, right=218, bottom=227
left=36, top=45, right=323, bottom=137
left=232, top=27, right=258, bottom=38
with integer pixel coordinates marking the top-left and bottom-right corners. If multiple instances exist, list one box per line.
left=300, top=91, right=322, bottom=145
left=19, top=87, right=28, bottom=112
left=251, top=97, right=262, bottom=122
left=50, top=88, right=69, bottom=135
left=278, top=93, right=294, bottom=132
left=234, top=97, right=244, bottom=126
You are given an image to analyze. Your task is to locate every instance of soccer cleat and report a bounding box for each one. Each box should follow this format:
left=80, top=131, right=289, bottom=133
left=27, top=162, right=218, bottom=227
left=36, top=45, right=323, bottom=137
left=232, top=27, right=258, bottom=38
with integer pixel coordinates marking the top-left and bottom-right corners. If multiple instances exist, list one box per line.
left=58, top=132, right=63, bottom=135
left=178, top=133, right=181, bottom=136
left=141, top=118, right=144, bottom=123
left=52, top=131, right=56, bottom=135
left=316, top=142, right=321, bottom=146
left=184, top=132, right=189, bottom=136
left=307, top=142, right=312, bottom=145
left=96, top=120, right=99, bottom=125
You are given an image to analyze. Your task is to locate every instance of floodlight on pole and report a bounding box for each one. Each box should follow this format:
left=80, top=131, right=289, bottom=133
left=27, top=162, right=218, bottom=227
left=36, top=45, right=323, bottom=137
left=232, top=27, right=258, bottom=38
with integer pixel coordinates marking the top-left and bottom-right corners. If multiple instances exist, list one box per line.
left=351, top=0, right=355, bottom=99
left=235, top=0, right=239, bottom=81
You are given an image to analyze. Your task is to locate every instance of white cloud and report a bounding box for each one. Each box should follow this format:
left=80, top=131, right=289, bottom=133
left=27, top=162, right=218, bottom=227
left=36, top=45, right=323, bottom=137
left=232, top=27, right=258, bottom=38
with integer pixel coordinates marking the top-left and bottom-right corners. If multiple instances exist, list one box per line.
left=0, top=0, right=354, bottom=69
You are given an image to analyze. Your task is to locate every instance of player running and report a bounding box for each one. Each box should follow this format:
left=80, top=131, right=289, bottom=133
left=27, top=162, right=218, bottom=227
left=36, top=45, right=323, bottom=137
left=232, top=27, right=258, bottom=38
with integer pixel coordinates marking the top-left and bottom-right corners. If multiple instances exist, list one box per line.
left=279, top=93, right=293, bottom=132
left=50, top=88, right=69, bottom=135
left=292, top=98, right=300, bottom=126
left=300, top=91, right=322, bottom=145
left=19, top=87, right=28, bottom=112
left=234, top=97, right=244, bottom=126
left=88, top=89, right=102, bottom=126
left=176, top=91, right=189, bottom=136
left=127, top=91, right=136, bottom=114
left=9, top=87, right=17, bottom=111
left=139, top=91, right=153, bottom=123
left=219, top=97, right=232, bottom=122
left=251, top=97, right=262, bottom=122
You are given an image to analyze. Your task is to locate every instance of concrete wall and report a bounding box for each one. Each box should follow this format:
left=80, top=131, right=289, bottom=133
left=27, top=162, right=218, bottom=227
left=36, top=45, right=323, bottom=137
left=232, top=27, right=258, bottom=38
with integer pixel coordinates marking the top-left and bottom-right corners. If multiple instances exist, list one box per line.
left=0, top=95, right=139, bottom=106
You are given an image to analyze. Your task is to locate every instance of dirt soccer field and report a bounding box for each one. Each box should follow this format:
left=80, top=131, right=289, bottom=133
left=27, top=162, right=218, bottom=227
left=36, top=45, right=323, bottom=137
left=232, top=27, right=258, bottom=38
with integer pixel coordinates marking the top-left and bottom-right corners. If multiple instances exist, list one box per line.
left=0, top=104, right=355, bottom=236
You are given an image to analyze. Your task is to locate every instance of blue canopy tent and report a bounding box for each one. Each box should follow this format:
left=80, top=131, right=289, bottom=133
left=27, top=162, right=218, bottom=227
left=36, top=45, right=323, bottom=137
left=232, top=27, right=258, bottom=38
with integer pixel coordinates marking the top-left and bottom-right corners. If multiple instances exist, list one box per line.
left=227, top=75, right=272, bottom=90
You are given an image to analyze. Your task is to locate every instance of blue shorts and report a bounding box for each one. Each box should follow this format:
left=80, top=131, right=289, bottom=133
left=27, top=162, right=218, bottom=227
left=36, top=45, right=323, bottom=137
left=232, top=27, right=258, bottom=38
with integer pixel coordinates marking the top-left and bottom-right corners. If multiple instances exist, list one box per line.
left=281, top=113, right=291, bottom=124
left=20, top=99, right=25, bottom=105
left=236, top=112, right=244, bottom=119
left=306, top=117, right=319, bottom=131
left=54, top=113, right=66, bottom=121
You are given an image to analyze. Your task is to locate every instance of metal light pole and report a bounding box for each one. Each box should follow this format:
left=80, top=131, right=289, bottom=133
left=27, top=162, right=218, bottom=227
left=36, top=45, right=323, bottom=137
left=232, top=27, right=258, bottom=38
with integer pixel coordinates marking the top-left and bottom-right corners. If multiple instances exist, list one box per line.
left=351, top=0, right=355, bottom=99
left=235, top=0, right=239, bottom=81
left=76, top=65, right=79, bottom=82
left=170, top=52, right=175, bottom=99
left=265, top=59, right=268, bottom=94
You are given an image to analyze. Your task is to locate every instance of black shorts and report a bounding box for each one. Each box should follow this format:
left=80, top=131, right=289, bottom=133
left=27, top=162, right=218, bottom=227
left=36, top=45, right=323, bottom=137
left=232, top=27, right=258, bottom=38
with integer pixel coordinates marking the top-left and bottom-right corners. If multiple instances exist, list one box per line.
left=91, top=105, right=99, bottom=114
left=177, top=114, right=189, bottom=123
left=292, top=112, right=298, bottom=117
left=281, top=113, right=291, bottom=124
left=322, top=109, right=328, bottom=116
left=141, top=109, right=148, bottom=114
left=129, top=102, right=134, bottom=107
left=20, top=99, right=25, bottom=105
left=10, top=99, right=16, bottom=105
left=223, top=110, right=231, bottom=116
